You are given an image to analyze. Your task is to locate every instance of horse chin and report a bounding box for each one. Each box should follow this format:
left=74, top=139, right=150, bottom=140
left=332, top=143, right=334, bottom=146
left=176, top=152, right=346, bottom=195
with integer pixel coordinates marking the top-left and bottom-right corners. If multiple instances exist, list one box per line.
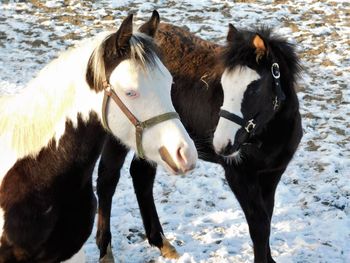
left=222, top=149, right=242, bottom=164
left=162, top=161, right=181, bottom=175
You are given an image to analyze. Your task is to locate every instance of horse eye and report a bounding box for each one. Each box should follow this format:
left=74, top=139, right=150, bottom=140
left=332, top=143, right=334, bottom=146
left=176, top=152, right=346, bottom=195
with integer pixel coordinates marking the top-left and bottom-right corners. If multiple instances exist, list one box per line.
left=125, top=90, right=138, bottom=98
left=247, top=80, right=260, bottom=95
left=248, top=87, right=258, bottom=95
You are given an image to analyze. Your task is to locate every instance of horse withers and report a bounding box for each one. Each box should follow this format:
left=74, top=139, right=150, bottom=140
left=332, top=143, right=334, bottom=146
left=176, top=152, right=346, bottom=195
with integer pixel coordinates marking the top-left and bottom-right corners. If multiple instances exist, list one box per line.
left=0, top=13, right=197, bottom=262
left=96, top=11, right=302, bottom=263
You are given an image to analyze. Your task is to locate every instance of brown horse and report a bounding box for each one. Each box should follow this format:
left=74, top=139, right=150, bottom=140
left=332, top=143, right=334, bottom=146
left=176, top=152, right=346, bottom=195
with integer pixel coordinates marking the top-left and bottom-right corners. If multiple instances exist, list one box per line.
left=96, top=11, right=302, bottom=263
left=0, top=13, right=197, bottom=262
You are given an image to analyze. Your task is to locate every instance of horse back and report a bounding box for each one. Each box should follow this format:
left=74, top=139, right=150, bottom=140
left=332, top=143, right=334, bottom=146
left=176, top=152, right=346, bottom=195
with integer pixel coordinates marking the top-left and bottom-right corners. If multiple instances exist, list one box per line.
left=156, top=23, right=223, bottom=78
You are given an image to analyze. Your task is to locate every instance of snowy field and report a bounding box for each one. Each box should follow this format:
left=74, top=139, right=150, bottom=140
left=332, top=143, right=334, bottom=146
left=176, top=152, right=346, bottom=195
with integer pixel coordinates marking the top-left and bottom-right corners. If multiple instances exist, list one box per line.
left=0, top=0, right=349, bottom=262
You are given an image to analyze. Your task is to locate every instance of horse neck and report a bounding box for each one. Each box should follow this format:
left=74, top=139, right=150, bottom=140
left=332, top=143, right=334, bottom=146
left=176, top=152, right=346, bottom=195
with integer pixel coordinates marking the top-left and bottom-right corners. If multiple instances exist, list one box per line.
left=156, top=23, right=224, bottom=86
left=264, top=84, right=300, bottom=141
left=0, top=39, right=104, bottom=162
left=154, top=24, right=224, bottom=141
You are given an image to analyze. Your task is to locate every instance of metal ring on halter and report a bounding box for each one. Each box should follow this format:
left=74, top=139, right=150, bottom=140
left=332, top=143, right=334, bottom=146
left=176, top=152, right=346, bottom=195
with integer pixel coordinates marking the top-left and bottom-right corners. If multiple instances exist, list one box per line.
left=271, top=63, right=281, bottom=79
left=245, top=119, right=256, bottom=133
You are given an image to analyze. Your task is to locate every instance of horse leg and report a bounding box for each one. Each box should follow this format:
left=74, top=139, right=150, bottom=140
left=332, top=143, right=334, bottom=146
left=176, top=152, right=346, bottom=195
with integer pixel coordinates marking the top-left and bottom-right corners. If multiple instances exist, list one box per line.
left=258, top=169, right=284, bottom=263
left=61, top=245, right=86, bottom=263
left=96, top=136, right=129, bottom=262
left=130, top=157, right=179, bottom=259
left=224, top=167, right=271, bottom=263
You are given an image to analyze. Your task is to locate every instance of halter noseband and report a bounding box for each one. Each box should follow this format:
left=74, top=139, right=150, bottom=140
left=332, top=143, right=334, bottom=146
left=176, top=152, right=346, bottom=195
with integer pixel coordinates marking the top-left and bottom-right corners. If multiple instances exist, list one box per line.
left=219, top=109, right=256, bottom=134
left=219, top=62, right=284, bottom=135
left=101, top=81, right=179, bottom=159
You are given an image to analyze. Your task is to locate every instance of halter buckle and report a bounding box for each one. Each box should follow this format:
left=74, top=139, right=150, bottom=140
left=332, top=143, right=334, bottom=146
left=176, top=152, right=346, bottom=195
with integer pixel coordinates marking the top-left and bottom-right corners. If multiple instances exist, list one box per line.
left=271, top=63, right=280, bottom=79
left=104, top=85, right=112, bottom=96
left=245, top=119, right=256, bottom=133
left=273, top=96, right=279, bottom=111
left=135, top=121, right=144, bottom=132
left=102, top=80, right=112, bottom=93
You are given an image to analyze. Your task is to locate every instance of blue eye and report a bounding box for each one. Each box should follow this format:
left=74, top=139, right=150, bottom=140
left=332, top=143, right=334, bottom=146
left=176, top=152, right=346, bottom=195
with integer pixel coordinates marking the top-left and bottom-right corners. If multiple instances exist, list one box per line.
left=125, top=90, right=138, bottom=98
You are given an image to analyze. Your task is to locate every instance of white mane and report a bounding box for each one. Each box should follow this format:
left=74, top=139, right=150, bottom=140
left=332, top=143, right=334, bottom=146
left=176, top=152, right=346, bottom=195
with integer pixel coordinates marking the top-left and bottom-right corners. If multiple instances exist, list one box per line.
left=0, top=32, right=110, bottom=162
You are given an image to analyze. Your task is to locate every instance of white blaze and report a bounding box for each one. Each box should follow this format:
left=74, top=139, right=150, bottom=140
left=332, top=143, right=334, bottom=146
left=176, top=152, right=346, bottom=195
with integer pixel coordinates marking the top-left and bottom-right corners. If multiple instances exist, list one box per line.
left=213, top=66, right=260, bottom=153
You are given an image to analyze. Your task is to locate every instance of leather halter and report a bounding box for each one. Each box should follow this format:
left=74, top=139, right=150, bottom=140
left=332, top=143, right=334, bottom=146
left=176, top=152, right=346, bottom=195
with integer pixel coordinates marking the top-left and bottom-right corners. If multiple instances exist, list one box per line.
left=219, top=109, right=256, bottom=133
left=219, top=62, right=283, bottom=134
left=101, top=80, right=179, bottom=159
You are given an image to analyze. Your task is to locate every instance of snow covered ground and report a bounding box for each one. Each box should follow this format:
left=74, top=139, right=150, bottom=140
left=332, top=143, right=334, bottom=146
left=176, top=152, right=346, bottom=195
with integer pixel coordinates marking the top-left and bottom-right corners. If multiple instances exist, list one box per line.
left=1, top=1, right=349, bottom=262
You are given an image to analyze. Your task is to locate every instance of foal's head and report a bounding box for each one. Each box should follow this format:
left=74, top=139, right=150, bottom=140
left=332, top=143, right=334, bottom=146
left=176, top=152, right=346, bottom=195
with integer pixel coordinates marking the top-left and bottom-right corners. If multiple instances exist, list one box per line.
left=213, top=24, right=300, bottom=162
left=87, top=12, right=197, bottom=174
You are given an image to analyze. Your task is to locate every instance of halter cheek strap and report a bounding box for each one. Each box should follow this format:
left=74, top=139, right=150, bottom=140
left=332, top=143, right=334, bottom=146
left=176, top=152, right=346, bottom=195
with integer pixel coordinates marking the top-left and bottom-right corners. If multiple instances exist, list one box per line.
left=271, top=62, right=285, bottom=110
left=101, top=81, right=179, bottom=159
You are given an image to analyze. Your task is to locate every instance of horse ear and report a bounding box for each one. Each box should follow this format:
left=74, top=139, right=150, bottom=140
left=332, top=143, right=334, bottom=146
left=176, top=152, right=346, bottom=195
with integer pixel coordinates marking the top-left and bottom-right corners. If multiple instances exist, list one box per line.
left=252, top=34, right=266, bottom=51
left=139, top=10, right=160, bottom=38
left=116, top=14, right=133, bottom=48
left=252, top=34, right=266, bottom=62
left=227, top=23, right=237, bottom=42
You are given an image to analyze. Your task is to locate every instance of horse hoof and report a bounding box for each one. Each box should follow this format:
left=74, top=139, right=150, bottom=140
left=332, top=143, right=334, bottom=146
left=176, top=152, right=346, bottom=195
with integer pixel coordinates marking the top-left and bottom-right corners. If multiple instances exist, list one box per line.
left=99, top=244, right=115, bottom=263
left=160, top=234, right=180, bottom=259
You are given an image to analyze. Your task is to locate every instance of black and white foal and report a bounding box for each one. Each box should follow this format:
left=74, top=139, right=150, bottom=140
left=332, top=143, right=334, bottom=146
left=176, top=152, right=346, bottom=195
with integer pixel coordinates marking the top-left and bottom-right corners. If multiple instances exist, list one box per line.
left=213, top=25, right=302, bottom=263
left=0, top=13, right=197, bottom=262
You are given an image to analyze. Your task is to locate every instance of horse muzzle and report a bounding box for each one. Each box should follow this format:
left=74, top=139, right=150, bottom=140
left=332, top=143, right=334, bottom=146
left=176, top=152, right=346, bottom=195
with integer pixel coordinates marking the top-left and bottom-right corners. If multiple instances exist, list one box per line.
left=216, top=140, right=241, bottom=158
left=158, top=146, right=196, bottom=175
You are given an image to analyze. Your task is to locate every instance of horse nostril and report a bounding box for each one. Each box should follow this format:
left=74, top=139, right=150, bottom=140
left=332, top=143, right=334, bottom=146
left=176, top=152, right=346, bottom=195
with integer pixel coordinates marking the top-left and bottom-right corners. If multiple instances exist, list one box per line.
left=159, top=146, right=179, bottom=174
left=176, top=146, right=187, bottom=166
